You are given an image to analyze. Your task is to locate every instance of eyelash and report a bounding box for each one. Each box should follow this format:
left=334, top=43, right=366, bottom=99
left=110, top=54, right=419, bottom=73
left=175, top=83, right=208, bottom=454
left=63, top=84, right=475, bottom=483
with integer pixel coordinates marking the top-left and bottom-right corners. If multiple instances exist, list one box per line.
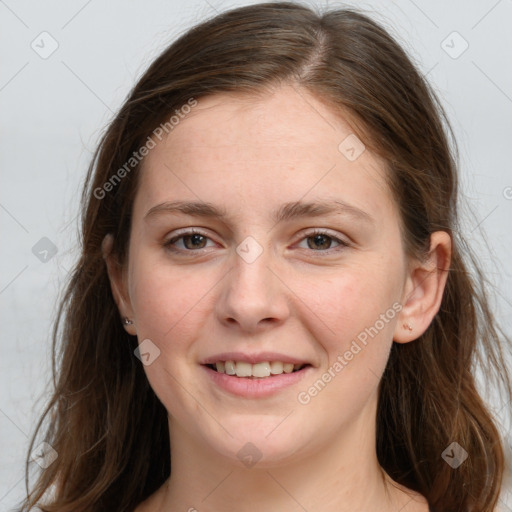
left=163, top=228, right=349, bottom=256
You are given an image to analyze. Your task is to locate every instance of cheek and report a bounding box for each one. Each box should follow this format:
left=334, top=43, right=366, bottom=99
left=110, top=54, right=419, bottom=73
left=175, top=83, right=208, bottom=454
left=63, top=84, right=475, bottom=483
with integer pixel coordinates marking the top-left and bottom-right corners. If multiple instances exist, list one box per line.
left=129, top=254, right=214, bottom=343
left=297, top=263, right=403, bottom=410
left=302, top=260, right=401, bottom=341
left=295, top=269, right=400, bottom=420
left=127, top=258, right=214, bottom=411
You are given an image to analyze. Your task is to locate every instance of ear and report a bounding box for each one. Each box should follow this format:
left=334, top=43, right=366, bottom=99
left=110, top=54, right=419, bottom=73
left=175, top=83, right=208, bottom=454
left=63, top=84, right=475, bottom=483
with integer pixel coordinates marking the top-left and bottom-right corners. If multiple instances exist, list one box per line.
left=102, top=234, right=137, bottom=335
left=393, top=231, right=452, bottom=343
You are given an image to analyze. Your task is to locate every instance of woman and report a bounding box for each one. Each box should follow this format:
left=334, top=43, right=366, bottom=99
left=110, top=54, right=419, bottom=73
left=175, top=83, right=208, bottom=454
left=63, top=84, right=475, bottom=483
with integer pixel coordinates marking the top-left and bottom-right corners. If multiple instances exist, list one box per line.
left=21, top=2, right=511, bottom=511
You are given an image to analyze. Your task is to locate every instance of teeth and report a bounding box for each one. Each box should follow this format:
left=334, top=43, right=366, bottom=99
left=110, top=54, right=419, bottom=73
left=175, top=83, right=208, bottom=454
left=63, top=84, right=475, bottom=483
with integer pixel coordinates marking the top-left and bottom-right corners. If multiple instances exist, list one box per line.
left=252, top=362, right=271, bottom=378
left=224, top=361, right=236, bottom=375
left=283, top=363, right=294, bottom=373
left=214, top=360, right=305, bottom=378
left=235, top=361, right=252, bottom=377
left=269, top=361, right=283, bottom=374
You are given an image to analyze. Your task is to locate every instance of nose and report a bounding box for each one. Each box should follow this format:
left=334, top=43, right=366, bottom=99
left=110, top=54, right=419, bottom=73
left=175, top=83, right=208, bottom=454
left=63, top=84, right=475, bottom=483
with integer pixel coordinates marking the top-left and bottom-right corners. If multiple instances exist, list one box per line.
left=215, top=243, right=291, bottom=333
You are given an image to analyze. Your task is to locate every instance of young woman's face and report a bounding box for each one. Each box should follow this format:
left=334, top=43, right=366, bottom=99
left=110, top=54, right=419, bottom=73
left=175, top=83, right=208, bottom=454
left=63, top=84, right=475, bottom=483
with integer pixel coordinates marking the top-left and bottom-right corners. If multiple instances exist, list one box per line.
left=121, top=85, right=412, bottom=467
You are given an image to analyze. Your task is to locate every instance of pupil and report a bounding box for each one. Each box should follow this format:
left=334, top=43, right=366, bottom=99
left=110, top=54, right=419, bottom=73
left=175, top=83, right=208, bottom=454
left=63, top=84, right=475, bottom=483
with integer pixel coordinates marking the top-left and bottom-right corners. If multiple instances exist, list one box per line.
left=309, top=234, right=330, bottom=250
left=185, top=234, right=205, bottom=249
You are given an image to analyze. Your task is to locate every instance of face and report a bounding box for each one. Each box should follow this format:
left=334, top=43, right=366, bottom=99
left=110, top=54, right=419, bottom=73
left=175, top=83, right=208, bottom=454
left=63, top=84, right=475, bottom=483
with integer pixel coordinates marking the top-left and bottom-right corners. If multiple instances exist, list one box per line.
left=113, top=85, right=414, bottom=467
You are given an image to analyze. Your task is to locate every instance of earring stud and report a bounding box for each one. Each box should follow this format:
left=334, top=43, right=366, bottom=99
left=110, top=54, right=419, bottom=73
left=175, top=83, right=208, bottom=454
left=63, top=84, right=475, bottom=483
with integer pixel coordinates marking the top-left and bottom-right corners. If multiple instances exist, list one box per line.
left=403, top=322, right=413, bottom=331
left=123, top=317, right=134, bottom=325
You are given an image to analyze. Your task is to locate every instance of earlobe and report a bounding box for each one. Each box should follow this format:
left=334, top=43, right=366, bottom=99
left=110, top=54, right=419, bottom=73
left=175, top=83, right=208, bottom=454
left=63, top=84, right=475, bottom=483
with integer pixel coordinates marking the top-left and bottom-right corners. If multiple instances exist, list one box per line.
left=394, top=231, right=452, bottom=344
left=102, top=234, right=137, bottom=335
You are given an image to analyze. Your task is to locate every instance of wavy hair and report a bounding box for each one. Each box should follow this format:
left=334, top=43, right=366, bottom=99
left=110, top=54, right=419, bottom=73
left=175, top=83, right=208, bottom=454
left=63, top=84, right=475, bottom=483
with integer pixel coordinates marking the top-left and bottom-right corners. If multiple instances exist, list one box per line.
left=20, top=2, right=511, bottom=511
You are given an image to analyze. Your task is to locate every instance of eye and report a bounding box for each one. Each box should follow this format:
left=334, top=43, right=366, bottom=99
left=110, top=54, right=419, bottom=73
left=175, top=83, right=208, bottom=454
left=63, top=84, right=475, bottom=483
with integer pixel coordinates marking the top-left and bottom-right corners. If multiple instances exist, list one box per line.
left=296, top=229, right=349, bottom=254
left=163, top=228, right=349, bottom=255
left=164, top=229, right=216, bottom=252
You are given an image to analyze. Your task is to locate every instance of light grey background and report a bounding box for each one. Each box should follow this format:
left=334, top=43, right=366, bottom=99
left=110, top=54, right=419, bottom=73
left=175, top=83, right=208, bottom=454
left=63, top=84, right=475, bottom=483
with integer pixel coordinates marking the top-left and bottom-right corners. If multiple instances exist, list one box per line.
left=1, top=0, right=511, bottom=510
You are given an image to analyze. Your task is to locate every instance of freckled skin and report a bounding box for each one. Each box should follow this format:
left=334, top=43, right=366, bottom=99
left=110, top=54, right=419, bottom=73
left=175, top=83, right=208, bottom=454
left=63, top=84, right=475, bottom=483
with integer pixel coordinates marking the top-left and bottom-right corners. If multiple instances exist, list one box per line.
left=108, top=85, right=444, bottom=512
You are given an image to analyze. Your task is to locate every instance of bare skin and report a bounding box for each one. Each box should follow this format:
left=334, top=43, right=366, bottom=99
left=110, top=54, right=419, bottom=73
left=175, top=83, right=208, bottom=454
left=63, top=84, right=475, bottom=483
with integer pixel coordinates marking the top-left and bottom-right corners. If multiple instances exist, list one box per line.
left=105, top=84, right=449, bottom=512
left=135, top=475, right=430, bottom=512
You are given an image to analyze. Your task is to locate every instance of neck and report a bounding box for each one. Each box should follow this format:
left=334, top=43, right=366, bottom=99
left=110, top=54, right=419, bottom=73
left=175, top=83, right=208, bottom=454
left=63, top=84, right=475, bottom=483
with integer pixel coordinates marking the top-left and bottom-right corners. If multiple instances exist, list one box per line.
left=151, top=395, right=418, bottom=512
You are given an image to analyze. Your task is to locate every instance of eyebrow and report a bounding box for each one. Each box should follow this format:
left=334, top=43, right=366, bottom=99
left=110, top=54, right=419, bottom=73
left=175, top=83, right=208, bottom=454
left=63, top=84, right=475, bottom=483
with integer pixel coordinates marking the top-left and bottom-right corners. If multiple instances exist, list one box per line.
left=144, top=199, right=374, bottom=225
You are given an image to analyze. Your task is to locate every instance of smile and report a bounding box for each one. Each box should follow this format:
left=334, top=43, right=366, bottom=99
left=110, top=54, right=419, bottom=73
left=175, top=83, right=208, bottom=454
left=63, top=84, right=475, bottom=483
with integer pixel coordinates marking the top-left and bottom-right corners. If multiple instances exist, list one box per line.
left=206, top=361, right=308, bottom=378
left=202, top=362, right=313, bottom=398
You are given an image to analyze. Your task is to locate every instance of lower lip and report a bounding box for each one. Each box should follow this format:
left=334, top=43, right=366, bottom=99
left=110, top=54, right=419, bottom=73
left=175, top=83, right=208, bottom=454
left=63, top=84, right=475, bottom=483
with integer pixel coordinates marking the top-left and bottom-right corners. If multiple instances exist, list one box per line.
left=202, top=364, right=313, bottom=398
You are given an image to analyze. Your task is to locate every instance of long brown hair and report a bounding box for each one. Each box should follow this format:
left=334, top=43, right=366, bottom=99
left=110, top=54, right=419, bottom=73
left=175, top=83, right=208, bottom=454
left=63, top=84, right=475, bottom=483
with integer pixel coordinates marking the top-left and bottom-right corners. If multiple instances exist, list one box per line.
left=20, top=2, right=511, bottom=511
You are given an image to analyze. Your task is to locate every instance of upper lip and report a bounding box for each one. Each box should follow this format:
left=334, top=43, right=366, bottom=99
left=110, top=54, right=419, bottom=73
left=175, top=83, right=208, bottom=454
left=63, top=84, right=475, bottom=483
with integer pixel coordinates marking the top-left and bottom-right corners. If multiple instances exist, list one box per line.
left=200, top=352, right=312, bottom=366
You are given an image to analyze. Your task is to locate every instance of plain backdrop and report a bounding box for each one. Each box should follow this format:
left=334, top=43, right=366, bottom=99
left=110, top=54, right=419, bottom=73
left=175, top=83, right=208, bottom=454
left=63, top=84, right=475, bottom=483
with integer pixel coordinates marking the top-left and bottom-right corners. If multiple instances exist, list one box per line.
left=1, top=0, right=511, bottom=510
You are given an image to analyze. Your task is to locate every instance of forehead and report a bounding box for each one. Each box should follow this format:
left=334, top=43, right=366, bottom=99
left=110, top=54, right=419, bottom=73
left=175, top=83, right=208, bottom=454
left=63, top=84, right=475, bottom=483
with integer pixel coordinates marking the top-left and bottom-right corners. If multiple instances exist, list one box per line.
left=161, top=86, right=362, bottom=154
left=136, top=85, right=395, bottom=222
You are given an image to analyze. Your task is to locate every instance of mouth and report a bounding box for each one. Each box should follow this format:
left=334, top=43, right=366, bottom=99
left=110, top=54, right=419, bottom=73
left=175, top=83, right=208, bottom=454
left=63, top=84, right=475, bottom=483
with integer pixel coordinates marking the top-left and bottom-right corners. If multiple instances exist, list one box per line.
left=203, top=361, right=312, bottom=379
